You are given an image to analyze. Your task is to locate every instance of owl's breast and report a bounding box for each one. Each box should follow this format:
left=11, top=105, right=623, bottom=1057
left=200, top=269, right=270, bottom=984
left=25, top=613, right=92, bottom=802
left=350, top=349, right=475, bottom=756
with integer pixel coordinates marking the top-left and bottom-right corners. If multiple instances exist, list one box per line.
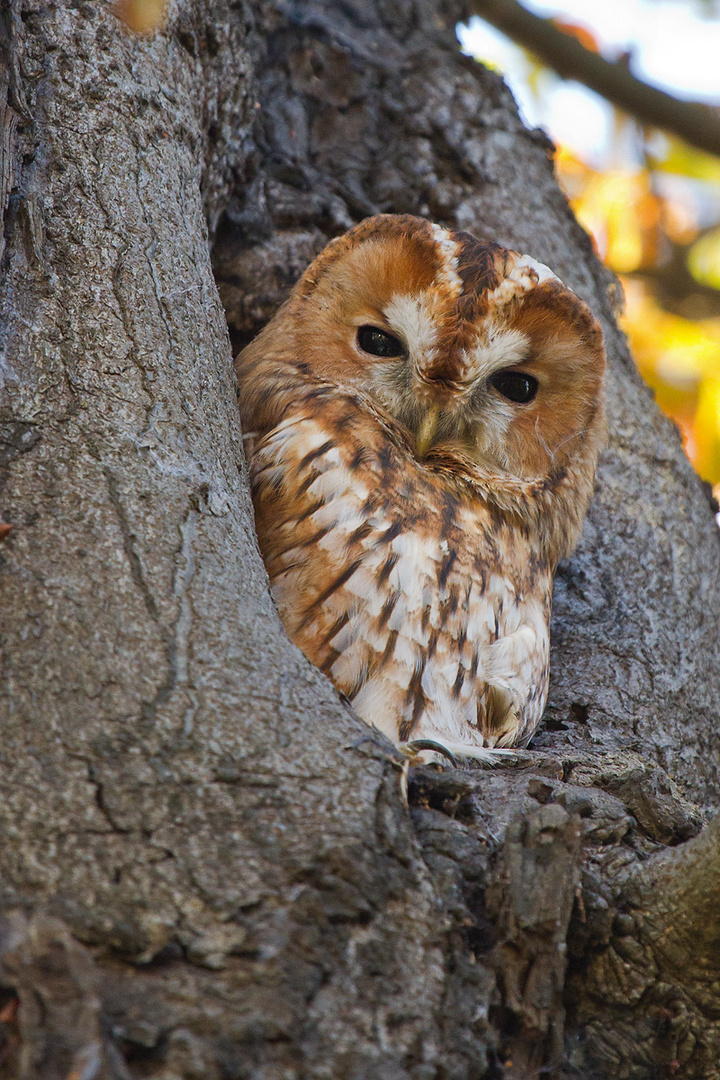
left=249, top=396, right=552, bottom=752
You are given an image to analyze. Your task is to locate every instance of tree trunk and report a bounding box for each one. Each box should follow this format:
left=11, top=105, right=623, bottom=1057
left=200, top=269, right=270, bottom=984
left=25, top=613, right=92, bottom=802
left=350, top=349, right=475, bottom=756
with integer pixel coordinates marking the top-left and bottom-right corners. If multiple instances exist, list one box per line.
left=1, top=1, right=719, bottom=1077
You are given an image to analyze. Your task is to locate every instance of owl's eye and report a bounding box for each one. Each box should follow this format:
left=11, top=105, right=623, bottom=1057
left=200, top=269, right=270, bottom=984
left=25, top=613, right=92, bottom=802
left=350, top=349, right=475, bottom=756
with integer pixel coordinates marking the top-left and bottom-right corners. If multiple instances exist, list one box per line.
left=490, top=370, right=539, bottom=404
left=357, top=325, right=405, bottom=358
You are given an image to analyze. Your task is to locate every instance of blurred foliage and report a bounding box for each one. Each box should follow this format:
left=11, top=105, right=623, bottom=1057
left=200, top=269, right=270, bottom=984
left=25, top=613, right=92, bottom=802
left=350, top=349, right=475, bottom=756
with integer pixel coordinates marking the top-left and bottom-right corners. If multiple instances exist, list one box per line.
left=466, top=12, right=720, bottom=505
left=113, top=0, right=167, bottom=34
left=557, top=135, right=720, bottom=498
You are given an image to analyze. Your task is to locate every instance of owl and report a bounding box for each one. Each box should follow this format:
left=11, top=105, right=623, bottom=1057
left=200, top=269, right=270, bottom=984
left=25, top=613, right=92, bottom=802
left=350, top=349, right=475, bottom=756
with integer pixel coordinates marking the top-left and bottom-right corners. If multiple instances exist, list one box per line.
left=236, top=215, right=606, bottom=761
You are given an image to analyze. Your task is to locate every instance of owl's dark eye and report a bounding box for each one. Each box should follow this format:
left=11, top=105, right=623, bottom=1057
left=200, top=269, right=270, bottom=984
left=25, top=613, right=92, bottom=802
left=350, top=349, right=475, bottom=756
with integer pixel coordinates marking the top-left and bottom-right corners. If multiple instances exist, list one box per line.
left=357, top=325, right=405, bottom=358
left=490, top=370, right=539, bottom=404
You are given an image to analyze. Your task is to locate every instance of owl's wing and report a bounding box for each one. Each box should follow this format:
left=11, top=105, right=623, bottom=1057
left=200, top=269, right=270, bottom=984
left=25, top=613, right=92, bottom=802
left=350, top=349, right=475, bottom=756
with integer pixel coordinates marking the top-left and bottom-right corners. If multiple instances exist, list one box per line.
left=481, top=620, right=548, bottom=747
left=249, top=395, right=550, bottom=755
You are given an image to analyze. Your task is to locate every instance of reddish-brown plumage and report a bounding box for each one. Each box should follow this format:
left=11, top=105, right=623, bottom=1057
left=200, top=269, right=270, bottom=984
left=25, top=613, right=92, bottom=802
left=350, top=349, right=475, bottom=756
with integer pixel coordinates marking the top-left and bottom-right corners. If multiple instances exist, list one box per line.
left=237, top=215, right=606, bottom=759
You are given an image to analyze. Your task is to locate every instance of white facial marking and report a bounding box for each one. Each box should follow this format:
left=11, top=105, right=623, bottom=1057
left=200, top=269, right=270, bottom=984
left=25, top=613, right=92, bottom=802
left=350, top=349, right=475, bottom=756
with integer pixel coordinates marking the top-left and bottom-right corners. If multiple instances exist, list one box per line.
left=383, top=293, right=437, bottom=363
left=431, top=223, right=463, bottom=297
left=486, top=253, right=560, bottom=308
left=516, top=254, right=559, bottom=284
left=463, top=325, right=530, bottom=381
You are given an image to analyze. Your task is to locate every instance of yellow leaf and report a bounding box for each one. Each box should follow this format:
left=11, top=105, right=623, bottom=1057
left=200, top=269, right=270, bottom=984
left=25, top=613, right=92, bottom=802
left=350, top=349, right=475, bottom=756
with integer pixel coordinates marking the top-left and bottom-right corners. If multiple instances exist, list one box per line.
left=687, top=229, right=720, bottom=291
left=113, top=0, right=167, bottom=35
left=651, top=137, right=720, bottom=185
left=693, top=377, right=720, bottom=485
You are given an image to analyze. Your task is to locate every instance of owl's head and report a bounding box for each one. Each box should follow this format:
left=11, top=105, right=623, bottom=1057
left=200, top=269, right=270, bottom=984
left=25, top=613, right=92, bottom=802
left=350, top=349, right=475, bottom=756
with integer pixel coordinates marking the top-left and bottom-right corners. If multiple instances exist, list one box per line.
left=256, top=215, right=605, bottom=484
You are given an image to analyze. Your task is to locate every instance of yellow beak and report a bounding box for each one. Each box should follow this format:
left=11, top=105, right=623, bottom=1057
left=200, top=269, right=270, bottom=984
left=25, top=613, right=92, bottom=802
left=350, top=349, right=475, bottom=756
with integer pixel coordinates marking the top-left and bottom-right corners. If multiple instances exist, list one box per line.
left=416, top=407, right=441, bottom=457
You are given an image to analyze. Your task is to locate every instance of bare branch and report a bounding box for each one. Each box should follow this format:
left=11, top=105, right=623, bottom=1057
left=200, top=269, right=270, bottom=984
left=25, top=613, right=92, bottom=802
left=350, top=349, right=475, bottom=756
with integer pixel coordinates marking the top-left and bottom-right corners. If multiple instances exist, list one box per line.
left=470, top=0, right=720, bottom=158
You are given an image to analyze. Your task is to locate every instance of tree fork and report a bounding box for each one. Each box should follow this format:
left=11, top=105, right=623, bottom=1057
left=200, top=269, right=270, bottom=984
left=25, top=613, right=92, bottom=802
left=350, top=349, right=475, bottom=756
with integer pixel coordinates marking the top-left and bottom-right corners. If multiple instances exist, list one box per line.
left=1, top=0, right=720, bottom=1077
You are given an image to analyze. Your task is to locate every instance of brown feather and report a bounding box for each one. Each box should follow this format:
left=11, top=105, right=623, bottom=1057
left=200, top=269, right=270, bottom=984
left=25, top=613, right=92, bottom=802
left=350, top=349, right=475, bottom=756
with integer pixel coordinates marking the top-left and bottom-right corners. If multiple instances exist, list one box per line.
left=236, top=215, right=606, bottom=758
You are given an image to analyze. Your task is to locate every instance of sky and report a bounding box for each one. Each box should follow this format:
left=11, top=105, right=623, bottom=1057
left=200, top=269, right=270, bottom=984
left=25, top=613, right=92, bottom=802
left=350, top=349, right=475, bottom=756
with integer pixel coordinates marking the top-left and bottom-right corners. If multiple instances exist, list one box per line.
left=458, top=0, right=720, bottom=163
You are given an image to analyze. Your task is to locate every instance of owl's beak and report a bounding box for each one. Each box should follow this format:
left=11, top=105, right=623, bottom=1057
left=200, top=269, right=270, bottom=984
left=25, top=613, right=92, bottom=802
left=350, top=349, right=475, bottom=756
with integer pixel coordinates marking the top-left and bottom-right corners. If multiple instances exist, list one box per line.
left=416, top=406, right=441, bottom=457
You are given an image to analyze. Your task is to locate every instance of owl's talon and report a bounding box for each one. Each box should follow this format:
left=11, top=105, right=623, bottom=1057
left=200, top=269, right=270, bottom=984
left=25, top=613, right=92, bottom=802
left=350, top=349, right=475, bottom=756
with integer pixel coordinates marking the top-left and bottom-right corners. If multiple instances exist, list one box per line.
left=399, top=740, right=459, bottom=767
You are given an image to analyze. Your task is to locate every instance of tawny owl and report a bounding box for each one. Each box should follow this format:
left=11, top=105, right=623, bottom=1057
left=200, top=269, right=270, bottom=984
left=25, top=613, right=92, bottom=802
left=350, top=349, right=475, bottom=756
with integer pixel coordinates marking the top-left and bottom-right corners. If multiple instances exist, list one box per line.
left=236, top=215, right=606, bottom=761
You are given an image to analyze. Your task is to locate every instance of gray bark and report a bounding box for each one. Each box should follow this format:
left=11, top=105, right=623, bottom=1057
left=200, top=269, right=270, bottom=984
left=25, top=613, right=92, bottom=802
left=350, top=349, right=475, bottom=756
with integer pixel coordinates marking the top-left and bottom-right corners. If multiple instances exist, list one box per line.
left=0, top=1, right=719, bottom=1077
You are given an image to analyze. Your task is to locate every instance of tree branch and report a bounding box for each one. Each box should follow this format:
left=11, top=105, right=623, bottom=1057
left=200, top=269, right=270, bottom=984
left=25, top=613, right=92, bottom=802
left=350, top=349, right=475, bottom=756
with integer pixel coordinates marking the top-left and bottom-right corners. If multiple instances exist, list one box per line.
left=470, top=0, right=720, bottom=158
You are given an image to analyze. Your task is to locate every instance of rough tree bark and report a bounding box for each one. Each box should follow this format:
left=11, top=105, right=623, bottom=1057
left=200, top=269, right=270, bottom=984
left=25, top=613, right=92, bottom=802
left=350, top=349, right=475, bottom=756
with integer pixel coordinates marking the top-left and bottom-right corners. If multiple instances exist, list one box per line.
left=0, top=1, right=719, bottom=1078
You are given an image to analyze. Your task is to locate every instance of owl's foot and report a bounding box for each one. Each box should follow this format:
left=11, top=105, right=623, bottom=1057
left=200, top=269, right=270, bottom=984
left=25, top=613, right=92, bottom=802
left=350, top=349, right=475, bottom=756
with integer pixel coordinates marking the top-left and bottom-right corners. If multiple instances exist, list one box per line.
left=399, top=737, right=529, bottom=768
left=398, top=739, right=459, bottom=767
